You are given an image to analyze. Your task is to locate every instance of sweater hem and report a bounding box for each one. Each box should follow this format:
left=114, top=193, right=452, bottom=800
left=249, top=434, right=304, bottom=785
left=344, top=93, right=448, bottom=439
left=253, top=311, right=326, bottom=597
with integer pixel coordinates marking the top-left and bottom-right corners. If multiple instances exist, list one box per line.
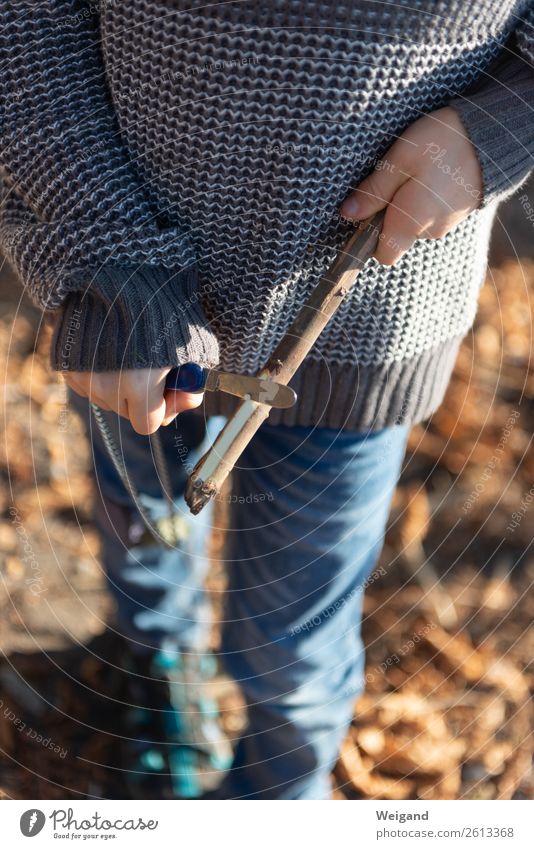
left=203, top=337, right=463, bottom=431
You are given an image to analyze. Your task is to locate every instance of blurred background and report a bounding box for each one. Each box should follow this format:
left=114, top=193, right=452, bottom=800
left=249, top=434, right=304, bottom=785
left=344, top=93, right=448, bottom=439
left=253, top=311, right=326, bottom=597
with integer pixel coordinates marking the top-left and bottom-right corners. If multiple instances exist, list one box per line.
left=0, top=184, right=533, bottom=800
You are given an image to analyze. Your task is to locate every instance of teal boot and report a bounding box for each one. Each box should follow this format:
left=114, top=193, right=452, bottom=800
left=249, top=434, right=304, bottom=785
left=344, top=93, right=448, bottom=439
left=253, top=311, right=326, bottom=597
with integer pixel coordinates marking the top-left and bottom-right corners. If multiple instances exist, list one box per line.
left=122, top=644, right=233, bottom=799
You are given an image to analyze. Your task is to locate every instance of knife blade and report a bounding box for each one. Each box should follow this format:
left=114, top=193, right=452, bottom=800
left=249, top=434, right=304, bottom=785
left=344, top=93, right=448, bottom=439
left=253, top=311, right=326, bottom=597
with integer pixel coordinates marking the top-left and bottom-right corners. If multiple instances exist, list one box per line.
left=165, top=363, right=297, bottom=409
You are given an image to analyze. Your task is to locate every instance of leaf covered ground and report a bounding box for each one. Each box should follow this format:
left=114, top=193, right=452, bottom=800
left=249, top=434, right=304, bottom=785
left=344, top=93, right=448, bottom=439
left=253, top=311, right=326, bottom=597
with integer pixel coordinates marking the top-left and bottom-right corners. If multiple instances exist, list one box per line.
left=1, top=201, right=533, bottom=800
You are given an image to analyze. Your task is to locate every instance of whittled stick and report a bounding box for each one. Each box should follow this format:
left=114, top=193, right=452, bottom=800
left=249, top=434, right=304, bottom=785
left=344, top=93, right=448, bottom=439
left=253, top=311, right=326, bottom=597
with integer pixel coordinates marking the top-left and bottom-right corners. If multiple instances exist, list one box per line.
left=185, top=211, right=385, bottom=514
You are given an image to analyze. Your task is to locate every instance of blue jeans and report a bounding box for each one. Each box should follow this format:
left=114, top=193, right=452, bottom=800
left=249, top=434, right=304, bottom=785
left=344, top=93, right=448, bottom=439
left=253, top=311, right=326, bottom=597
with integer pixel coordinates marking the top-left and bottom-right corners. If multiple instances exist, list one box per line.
left=70, top=392, right=408, bottom=799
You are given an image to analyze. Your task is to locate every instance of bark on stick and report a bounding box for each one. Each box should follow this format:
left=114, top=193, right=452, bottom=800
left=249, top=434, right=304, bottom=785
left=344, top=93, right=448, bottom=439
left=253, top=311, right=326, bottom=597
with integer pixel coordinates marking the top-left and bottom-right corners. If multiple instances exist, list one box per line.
left=185, top=211, right=385, bottom=514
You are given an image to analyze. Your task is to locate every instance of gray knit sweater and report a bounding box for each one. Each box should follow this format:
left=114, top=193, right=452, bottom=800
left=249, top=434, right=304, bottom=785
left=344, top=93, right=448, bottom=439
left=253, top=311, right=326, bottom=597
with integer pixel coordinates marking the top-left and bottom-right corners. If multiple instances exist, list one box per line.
left=1, top=1, right=534, bottom=429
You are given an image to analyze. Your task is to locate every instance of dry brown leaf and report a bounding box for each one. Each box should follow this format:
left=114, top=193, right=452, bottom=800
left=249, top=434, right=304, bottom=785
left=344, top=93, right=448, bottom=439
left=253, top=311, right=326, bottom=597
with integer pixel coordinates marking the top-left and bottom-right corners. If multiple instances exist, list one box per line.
left=336, top=739, right=416, bottom=800
left=421, top=625, right=486, bottom=683
left=379, top=733, right=465, bottom=779
left=417, top=767, right=462, bottom=800
left=356, top=727, right=386, bottom=758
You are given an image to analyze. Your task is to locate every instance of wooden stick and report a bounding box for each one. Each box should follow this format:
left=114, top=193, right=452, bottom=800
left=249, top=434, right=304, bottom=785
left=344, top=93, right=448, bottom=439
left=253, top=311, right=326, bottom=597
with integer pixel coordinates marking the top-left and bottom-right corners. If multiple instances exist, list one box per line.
left=185, top=211, right=385, bottom=514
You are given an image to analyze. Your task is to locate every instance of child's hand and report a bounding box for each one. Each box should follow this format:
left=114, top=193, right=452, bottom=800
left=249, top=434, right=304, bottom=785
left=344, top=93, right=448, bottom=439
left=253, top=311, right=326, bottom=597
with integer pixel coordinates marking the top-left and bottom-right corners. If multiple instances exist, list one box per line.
left=63, top=368, right=202, bottom=434
left=339, top=106, right=483, bottom=265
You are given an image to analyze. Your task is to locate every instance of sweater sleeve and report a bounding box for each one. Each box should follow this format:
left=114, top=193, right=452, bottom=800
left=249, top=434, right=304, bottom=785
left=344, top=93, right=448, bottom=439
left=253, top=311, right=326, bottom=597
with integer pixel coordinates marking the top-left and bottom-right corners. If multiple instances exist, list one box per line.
left=0, top=0, right=219, bottom=372
left=450, top=3, right=534, bottom=207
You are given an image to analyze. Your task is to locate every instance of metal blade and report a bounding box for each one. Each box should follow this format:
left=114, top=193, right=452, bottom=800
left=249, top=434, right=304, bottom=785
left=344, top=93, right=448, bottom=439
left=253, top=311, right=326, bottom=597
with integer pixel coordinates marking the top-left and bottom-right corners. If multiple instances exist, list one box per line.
left=205, top=370, right=297, bottom=409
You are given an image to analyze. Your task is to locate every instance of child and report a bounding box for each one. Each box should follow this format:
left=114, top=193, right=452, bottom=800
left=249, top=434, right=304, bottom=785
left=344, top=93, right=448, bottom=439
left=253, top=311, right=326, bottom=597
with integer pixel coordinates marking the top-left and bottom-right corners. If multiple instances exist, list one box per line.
left=1, top=0, right=533, bottom=799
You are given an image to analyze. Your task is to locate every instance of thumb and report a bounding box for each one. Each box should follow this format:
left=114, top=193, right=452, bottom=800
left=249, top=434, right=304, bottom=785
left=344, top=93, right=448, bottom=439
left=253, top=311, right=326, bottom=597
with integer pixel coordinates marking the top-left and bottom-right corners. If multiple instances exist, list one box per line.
left=162, top=390, right=204, bottom=426
left=339, top=156, right=410, bottom=221
left=126, top=369, right=168, bottom=435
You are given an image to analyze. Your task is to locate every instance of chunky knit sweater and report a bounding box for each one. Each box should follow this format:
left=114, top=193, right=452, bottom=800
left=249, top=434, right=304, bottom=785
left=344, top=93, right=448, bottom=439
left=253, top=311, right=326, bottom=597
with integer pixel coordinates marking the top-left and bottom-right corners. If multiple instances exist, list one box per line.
left=1, top=1, right=534, bottom=429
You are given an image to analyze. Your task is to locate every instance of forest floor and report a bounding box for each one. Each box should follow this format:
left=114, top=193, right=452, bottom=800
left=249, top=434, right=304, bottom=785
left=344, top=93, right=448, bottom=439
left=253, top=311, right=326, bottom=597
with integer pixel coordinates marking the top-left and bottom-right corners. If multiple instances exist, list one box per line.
left=0, top=196, right=533, bottom=800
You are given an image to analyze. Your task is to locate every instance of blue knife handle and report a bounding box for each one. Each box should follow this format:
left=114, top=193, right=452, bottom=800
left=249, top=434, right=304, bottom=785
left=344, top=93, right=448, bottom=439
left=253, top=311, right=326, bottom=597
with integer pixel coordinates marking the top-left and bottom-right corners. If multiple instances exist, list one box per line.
left=165, top=363, right=207, bottom=393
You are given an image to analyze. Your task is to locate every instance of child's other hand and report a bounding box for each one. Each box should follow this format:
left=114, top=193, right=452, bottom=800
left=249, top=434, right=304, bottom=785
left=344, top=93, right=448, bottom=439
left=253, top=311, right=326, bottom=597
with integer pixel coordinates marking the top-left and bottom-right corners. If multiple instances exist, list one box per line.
left=339, top=106, right=483, bottom=265
left=63, top=368, right=202, bottom=434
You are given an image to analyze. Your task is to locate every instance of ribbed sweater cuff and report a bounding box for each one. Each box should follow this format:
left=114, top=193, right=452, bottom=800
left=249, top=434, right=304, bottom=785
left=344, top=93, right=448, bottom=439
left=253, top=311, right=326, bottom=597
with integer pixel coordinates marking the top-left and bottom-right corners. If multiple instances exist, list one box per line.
left=50, top=266, right=219, bottom=372
left=451, top=53, right=534, bottom=206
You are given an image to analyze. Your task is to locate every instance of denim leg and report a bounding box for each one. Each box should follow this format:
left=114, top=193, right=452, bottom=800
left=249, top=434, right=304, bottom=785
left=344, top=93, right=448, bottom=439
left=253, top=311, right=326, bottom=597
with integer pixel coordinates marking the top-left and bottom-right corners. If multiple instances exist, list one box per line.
left=220, top=422, right=408, bottom=799
left=70, top=390, right=224, bottom=653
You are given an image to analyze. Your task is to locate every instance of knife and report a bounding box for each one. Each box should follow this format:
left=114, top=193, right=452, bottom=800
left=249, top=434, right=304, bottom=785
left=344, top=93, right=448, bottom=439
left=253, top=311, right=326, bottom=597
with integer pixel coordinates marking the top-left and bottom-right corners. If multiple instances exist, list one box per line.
left=165, top=363, right=297, bottom=409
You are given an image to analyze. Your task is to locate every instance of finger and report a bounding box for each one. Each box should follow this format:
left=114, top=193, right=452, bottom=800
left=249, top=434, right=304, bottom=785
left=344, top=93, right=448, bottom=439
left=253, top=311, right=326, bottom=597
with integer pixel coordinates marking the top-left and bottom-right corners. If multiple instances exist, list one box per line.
left=80, top=374, right=119, bottom=412
left=69, top=379, right=112, bottom=410
left=404, top=170, right=466, bottom=236
left=79, top=381, right=113, bottom=411
left=374, top=180, right=430, bottom=266
left=85, top=372, right=120, bottom=410
left=339, top=145, right=411, bottom=221
left=117, top=397, right=130, bottom=419
left=63, top=374, right=89, bottom=398
left=126, top=371, right=167, bottom=435
left=162, top=391, right=204, bottom=426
